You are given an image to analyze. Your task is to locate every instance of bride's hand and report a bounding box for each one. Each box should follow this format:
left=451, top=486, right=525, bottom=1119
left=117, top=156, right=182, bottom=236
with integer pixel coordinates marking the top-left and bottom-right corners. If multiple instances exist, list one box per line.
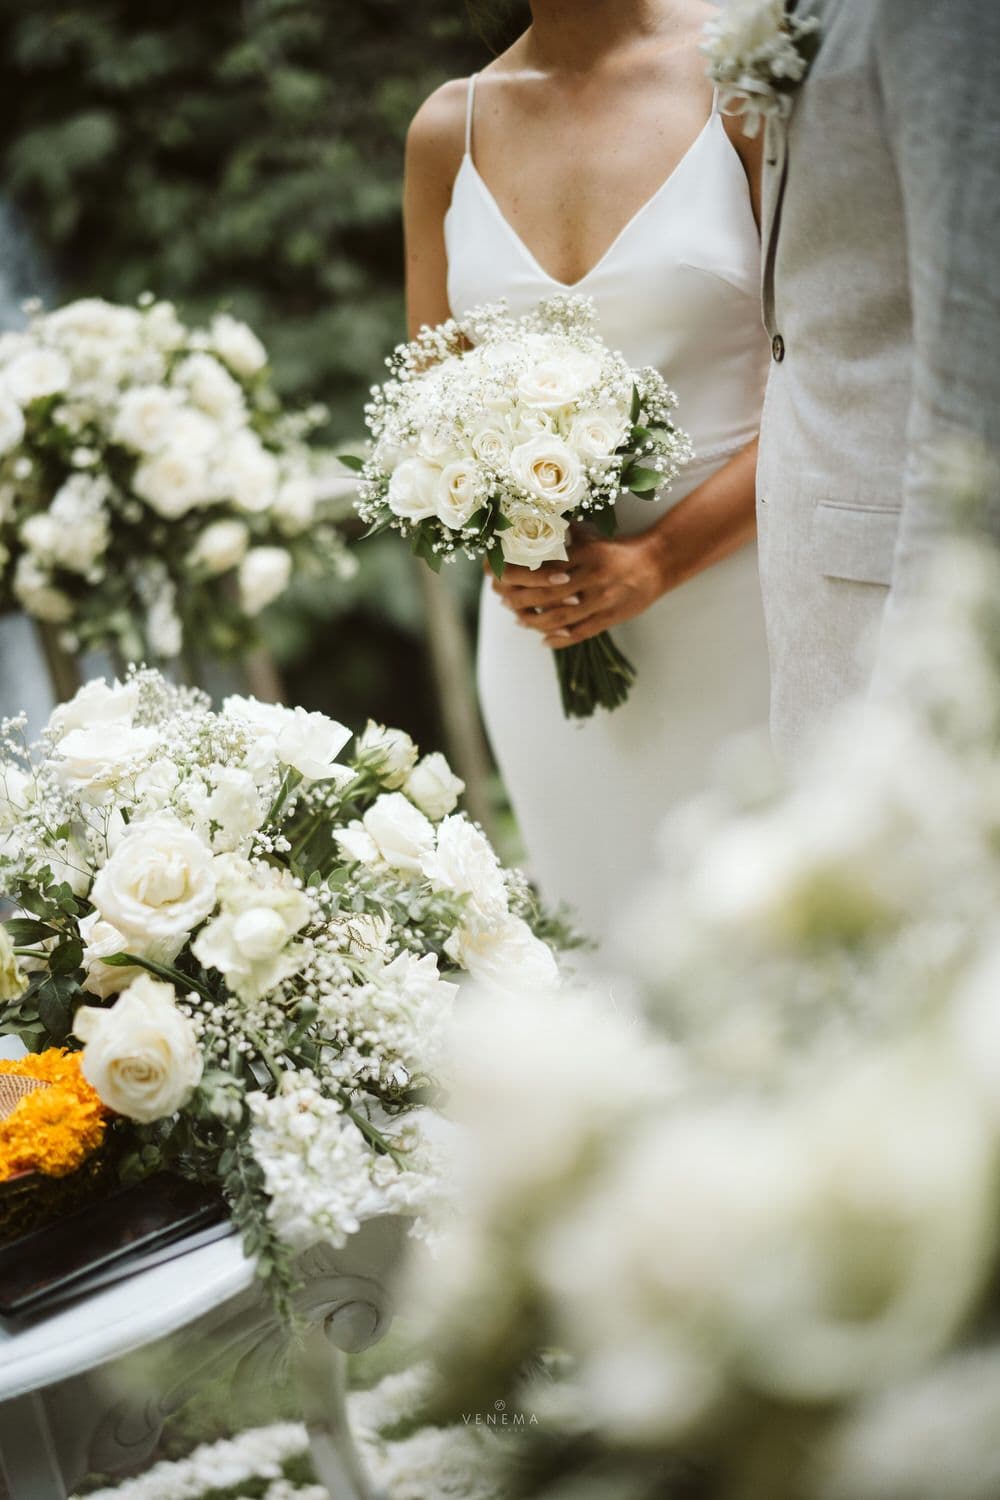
left=488, top=526, right=670, bottom=649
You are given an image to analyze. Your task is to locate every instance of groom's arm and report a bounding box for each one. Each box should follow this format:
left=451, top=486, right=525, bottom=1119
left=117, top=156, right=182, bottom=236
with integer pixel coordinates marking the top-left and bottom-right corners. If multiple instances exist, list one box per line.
left=876, top=0, right=1000, bottom=609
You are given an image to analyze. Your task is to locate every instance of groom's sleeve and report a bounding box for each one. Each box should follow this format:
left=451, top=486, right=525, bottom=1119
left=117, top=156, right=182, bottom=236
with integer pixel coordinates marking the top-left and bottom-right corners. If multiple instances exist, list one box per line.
left=876, top=0, right=1000, bottom=607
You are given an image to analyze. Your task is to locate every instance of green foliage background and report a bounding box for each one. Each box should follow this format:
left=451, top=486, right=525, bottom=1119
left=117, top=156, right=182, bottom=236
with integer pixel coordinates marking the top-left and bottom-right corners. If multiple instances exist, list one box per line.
left=0, top=0, right=528, bottom=740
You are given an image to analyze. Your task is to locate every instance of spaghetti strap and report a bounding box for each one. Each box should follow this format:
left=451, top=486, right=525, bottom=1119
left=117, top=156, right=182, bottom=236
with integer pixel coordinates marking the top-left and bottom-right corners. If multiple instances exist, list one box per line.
left=465, top=73, right=478, bottom=159
left=711, top=83, right=720, bottom=115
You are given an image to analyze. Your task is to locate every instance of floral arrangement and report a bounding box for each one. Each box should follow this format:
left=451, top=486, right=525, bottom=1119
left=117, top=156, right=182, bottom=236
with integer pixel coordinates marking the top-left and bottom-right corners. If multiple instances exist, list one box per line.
left=0, top=670, right=560, bottom=1304
left=0, top=296, right=354, bottom=663
left=353, top=295, right=692, bottom=718
left=407, top=527, right=1000, bottom=1500
left=702, top=0, right=821, bottom=137
left=0, top=1046, right=107, bottom=1181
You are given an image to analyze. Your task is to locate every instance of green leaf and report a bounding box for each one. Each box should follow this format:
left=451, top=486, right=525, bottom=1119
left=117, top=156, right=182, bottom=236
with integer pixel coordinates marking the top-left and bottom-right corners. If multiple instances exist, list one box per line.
left=4, top=918, right=59, bottom=945
left=488, top=546, right=506, bottom=581
left=629, top=383, right=641, bottom=424
left=625, top=467, right=663, bottom=495
left=337, top=451, right=365, bottom=472
left=37, top=984, right=73, bottom=1040
left=591, top=507, right=618, bottom=537
left=492, top=511, right=512, bottom=532
left=49, top=938, right=84, bottom=975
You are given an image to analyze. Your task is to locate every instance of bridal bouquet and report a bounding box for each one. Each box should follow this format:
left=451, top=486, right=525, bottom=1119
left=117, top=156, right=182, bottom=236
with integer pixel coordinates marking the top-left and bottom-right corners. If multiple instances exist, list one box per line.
left=354, top=295, right=692, bottom=718
left=0, top=670, right=559, bottom=1304
left=0, top=296, right=353, bottom=663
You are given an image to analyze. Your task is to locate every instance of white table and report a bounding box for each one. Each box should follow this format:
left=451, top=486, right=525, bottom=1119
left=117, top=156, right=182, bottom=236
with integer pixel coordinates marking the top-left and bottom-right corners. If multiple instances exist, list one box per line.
left=0, top=1215, right=407, bottom=1500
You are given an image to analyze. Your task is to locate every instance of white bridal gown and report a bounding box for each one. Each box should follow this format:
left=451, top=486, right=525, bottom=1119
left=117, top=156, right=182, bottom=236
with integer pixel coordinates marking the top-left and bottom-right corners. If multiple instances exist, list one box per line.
left=445, top=75, right=771, bottom=940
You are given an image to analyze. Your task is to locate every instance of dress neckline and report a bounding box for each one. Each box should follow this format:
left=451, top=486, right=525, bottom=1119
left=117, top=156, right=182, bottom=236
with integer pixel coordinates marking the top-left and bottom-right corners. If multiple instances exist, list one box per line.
left=451, top=111, right=725, bottom=292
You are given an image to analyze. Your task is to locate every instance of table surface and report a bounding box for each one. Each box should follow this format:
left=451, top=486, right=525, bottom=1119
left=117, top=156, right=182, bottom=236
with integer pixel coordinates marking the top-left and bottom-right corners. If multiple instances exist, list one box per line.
left=0, top=1231, right=254, bottom=1401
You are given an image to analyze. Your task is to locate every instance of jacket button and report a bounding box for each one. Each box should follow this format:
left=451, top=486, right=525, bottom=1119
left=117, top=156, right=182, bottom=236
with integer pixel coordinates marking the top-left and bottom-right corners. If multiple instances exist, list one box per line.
left=772, top=333, right=785, bottom=362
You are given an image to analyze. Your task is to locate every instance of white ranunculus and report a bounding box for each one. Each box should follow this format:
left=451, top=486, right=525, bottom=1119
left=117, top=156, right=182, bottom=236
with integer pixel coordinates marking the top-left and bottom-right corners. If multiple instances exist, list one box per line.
left=212, top=431, right=279, bottom=514
left=75, top=975, right=203, bottom=1122
left=356, top=720, right=418, bottom=789
left=422, top=814, right=509, bottom=925
left=187, top=518, right=249, bottom=574
left=48, top=677, right=138, bottom=736
left=210, top=313, right=268, bottom=377
left=0, top=395, right=25, bottom=454
left=516, top=351, right=602, bottom=411
left=90, top=814, right=217, bottom=943
left=500, top=506, right=570, bottom=570
left=12, top=555, right=73, bottom=622
left=448, top=913, right=559, bottom=994
left=510, top=435, right=587, bottom=512
left=275, top=706, right=352, bottom=781
left=112, top=385, right=183, bottom=454
left=4, top=347, right=71, bottom=404
left=172, top=352, right=246, bottom=423
left=436, top=459, right=482, bottom=529
left=568, top=407, right=628, bottom=463
left=386, top=457, right=441, bottom=521
left=134, top=449, right=209, bottom=519
left=238, top=545, right=292, bottom=614
left=78, top=910, right=174, bottom=999
left=362, top=792, right=436, bottom=873
left=404, top=752, right=465, bottom=820
left=54, top=723, right=159, bottom=797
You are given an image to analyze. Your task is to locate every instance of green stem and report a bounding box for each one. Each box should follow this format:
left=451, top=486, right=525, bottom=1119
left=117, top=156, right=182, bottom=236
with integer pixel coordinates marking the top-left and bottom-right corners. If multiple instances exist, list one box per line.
left=343, top=1101, right=408, bottom=1168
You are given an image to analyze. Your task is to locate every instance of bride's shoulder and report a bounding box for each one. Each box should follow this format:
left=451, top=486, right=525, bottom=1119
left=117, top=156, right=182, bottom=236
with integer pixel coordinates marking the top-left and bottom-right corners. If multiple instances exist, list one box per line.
left=407, top=78, right=470, bottom=180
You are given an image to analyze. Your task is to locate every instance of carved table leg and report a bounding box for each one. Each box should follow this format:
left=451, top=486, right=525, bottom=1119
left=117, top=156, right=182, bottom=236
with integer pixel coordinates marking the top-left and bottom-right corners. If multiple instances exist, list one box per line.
left=296, top=1329, right=379, bottom=1500
left=0, top=1392, right=66, bottom=1500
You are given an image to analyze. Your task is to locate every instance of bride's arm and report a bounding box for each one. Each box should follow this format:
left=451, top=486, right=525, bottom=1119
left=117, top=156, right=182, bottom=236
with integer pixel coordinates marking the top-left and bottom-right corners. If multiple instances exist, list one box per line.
left=491, top=440, right=760, bottom=648
left=403, top=82, right=467, bottom=338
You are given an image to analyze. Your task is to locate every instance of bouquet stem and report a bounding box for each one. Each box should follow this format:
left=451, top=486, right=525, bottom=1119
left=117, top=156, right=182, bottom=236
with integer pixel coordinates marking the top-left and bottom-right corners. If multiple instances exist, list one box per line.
left=554, top=630, right=636, bottom=719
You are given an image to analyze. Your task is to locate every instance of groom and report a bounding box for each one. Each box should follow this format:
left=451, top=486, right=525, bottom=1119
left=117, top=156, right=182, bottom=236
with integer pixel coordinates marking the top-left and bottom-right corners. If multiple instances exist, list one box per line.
left=755, top=0, right=1000, bottom=756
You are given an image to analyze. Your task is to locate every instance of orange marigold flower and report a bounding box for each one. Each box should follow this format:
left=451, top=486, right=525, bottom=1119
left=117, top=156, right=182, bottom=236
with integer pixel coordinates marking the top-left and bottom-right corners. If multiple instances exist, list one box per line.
left=0, top=1048, right=109, bottom=1181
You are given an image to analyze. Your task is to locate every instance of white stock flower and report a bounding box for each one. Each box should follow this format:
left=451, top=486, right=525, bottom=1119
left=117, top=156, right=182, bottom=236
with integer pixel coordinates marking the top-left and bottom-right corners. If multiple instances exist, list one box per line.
left=112, top=384, right=182, bottom=453
left=362, top=792, right=436, bottom=873
left=90, top=814, right=217, bottom=944
left=435, top=459, right=482, bottom=529
left=238, top=545, right=292, bottom=614
left=210, top=312, right=268, bottom=377
left=4, top=347, right=70, bottom=404
left=510, top=435, right=587, bottom=511
left=386, top=456, right=441, bottom=521
left=0, top=395, right=25, bottom=454
left=187, top=518, right=250, bottom=574
left=75, top=974, right=203, bottom=1122
left=500, top=505, right=570, bottom=569
left=192, top=855, right=311, bottom=1001
left=404, top=752, right=465, bottom=820
left=134, top=449, right=209, bottom=519
left=356, top=720, right=418, bottom=789
left=422, top=814, right=509, bottom=926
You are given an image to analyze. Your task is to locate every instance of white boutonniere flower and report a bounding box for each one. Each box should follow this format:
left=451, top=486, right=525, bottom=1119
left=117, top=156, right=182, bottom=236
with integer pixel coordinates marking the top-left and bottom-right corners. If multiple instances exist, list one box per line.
left=702, top=0, right=821, bottom=138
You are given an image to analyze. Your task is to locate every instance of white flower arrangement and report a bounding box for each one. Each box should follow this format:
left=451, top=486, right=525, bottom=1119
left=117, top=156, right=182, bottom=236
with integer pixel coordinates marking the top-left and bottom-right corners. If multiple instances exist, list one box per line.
left=702, top=0, right=821, bottom=137
left=406, top=528, right=1000, bottom=1500
left=0, top=296, right=354, bottom=662
left=353, top=295, right=692, bottom=718
left=0, top=669, right=562, bottom=1303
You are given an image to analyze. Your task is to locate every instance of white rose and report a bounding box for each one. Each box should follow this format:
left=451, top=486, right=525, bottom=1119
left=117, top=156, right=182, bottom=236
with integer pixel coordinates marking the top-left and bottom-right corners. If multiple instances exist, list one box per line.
left=4, top=348, right=70, bottom=404
left=238, top=546, right=292, bottom=614
left=173, top=352, right=246, bottom=423
left=54, top=723, right=159, bottom=797
left=0, top=395, right=25, bottom=454
left=422, top=814, right=509, bottom=925
left=187, top=518, right=249, bottom=574
left=404, top=752, right=465, bottom=821
left=206, top=766, right=262, bottom=849
left=49, top=677, right=138, bottom=736
left=362, top=792, right=436, bottom=873
left=469, top=417, right=512, bottom=470
left=192, top=856, right=310, bottom=1001
left=20, top=512, right=60, bottom=558
left=0, top=924, right=26, bottom=1001
left=516, top=351, right=602, bottom=411
left=75, top=975, right=203, bottom=1122
left=276, top=706, right=352, bottom=781
left=447, top=913, right=559, bottom=994
left=386, top=457, right=441, bottom=522
left=134, top=449, right=209, bottom=519
left=112, top=385, right=183, bottom=454
left=272, top=474, right=316, bottom=532
left=13, top=555, right=73, bottom=623
left=209, top=313, right=268, bottom=377
left=435, top=459, right=482, bottom=530
left=568, top=407, right=628, bottom=463
left=500, top=506, right=570, bottom=570
left=356, top=720, right=418, bottom=789
left=169, top=407, right=219, bottom=457
left=333, top=824, right=380, bottom=866
left=90, top=814, right=217, bottom=943
left=78, top=910, right=180, bottom=999
left=45, top=474, right=110, bottom=573
left=212, top=431, right=279, bottom=514
left=510, top=435, right=586, bottom=512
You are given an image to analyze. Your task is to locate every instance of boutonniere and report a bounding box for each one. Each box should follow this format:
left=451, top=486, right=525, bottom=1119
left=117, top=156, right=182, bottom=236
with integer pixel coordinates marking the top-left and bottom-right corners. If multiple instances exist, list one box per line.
left=702, top=0, right=821, bottom=138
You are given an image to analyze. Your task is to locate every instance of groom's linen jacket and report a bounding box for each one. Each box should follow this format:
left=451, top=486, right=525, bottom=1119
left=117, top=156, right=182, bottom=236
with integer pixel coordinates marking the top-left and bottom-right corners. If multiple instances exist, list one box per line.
left=756, top=0, right=1000, bottom=755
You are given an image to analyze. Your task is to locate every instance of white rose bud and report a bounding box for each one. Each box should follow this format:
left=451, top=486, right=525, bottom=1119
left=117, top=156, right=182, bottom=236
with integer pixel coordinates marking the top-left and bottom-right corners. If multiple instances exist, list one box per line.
left=238, top=546, right=292, bottom=615
left=356, top=720, right=418, bottom=788
left=275, top=706, right=352, bottom=782
left=209, top=313, right=268, bottom=378
left=404, top=752, right=465, bottom=821
left=75, top=975, right=203, bottom=1123
left=78, top=911, right=156, bottom=1000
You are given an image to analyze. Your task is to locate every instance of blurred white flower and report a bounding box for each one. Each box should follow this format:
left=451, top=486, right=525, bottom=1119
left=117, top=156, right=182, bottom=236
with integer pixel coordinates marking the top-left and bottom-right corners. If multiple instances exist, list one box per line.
left=238, top=544, right=292, bottom=614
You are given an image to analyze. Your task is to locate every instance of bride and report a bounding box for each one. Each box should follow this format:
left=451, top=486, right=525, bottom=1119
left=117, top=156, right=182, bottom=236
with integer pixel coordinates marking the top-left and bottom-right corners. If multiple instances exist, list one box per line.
left=404, top=0, right=770, bottom=940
